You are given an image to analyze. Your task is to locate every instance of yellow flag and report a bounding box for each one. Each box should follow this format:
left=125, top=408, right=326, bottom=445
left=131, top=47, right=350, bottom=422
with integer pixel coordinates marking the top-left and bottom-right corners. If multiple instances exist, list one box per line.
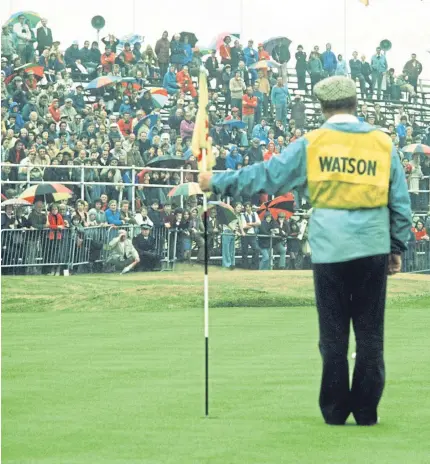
left=360, top=0, right=369, bottom=5
left=192, top=71, right=215, bottom=172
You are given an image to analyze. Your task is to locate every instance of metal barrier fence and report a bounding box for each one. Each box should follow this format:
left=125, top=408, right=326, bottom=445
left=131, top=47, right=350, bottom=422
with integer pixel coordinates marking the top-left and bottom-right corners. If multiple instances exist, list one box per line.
left=1, top=226, right=429, bottom=274
left=1, top=225, right=174, bottom=274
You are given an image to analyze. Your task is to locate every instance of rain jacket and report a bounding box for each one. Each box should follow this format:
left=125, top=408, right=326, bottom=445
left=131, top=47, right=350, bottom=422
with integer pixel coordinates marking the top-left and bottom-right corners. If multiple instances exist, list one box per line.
left=321, top=50, right=337, bottom=73
left=210, top=114, right=412, bottom=263
left=155, top=38, right=170, bottom=64
left=225, top=147, right=243, bottom=170
left=163, top=71, right=180, bottom=95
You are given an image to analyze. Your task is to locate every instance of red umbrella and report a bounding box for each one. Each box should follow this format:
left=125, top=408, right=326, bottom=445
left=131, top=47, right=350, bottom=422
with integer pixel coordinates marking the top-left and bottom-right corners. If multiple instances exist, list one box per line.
left=5, top=65, right=45, bottom=85
left=257, top=193, right=295, bottom=220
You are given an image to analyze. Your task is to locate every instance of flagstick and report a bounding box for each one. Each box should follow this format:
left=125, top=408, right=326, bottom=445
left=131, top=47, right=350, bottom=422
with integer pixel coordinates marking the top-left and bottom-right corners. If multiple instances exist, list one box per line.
left=201, top=148, right=209, bottom=417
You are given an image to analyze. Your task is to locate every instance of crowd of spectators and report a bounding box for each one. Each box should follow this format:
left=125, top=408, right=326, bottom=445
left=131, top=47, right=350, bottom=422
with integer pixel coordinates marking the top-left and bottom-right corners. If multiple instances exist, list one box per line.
left=1, top=15, right=430, bottom=274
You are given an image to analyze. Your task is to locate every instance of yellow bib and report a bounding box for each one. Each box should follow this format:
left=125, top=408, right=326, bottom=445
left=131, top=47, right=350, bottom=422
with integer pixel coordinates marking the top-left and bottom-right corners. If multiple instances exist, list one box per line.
left=305, top=128, right=392, bottom=209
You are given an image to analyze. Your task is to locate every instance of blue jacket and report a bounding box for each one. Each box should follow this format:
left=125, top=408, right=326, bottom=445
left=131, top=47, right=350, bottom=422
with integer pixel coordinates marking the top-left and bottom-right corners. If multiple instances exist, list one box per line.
left=105, top=208, right=123, bottom=226
left=252, top=124, right=269, bottom=142
left=163, top=71, right=179, bottom=95
left=183, top=43, right=193, bottom=65
left=321, top=50, right=337, bottom=72
left=225, top=147, right=243, bottom=170
left=211, top=115, right=412, bottom=263
left=243, top=47, right=258, bottom=66
left=271, top=85, right=290, bottom=106
left=8, top=103, right=24, bottom=130
left=396, top=123, right=407, bottom=138
left=371, top=54, right=388, bottom=73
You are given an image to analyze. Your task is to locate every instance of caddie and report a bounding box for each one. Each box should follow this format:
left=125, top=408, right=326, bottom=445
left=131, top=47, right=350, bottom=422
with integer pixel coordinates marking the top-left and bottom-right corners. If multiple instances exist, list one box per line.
left=199, top=75, right=412, bottom=426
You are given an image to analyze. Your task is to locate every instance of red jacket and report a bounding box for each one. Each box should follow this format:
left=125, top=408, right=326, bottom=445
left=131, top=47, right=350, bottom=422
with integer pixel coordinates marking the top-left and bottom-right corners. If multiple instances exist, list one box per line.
left=101, top=52, right=116, bottom=72
left=48, top=213, right=65, bottom=240
left=220, top=44, right=231, bottom=62
left=259, top=50, right=270, bottom=61
left=49, top=104, right=61, bottom=122
left=118, top=118, right=133, bottom=136
left=242, top=94, right=257, bottom=116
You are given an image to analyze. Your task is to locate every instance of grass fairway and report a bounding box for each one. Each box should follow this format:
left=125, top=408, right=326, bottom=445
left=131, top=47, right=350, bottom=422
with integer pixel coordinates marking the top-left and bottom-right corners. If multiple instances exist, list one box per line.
left=2, top=268, right=430, bottom=464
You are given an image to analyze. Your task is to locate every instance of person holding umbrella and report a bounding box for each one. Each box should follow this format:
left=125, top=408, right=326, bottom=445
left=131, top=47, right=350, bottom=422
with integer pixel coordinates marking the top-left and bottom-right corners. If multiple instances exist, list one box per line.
left=199, top=75, right=412, bottom=426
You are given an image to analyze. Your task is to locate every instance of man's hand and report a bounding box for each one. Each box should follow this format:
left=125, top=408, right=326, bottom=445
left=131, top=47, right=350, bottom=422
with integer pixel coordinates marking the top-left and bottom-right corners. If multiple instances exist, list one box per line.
left=199, top=172, right=213, bottom=192
left=388, top=253, right=402, bottom=275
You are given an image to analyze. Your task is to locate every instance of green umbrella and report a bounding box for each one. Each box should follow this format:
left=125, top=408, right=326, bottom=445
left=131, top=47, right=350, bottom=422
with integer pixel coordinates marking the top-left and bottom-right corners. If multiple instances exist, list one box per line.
left=5, top=11, right=42, bottom=29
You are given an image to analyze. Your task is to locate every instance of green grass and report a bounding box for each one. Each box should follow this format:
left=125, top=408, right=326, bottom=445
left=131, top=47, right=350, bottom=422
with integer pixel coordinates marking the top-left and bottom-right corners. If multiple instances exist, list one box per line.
left=2, top=269, right=430, bottom=464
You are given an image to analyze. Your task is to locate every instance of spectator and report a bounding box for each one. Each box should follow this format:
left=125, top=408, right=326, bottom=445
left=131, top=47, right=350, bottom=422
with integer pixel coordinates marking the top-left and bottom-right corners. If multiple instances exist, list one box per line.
left=335, top=55, right=348, bottom=76
left=225, top=145, right=243, bottom=170
left=101, top=46, right=116, bottom=74
left=221, top=202, right=243, bottom=269
left=176, top=66, right=197, bottom=99
left=403, top=53, right=422, bottom=93
left=229, top=70, right=246, bottom=113
left=105, top=199, right=124, bottom=226
left=289, top=93, right=306, bottom=130
left=258, top=212, right=277, bottom=270
left=412, top=220, right=429, bottom=241
left=242, top=86, right=257, bottom=138
left=1, top=27, right=15, bottom=62
left=205, top=50, right=221, bottom=88
left=101, top=34, right=119, bottom=53
left=308, top=51, right=324, bottom=93
left=132, top=224, right=160, bottom=271
left=371, top=47, right=388, bottom=99
left=257, top=43, right=270, bottom=61
left=170, top=34, right=184, bottom=70
left=240, top=202, right=261, bottom=269
left=47, top=203, right=65, bottom=275
left=271, top=77, right=290, bottom=124
left=321, top=43, right=337, bottom=77
left=155, top=31, right=170, bottom=78
left=108, top=229, right=140, bottom=274
left=295, top=45, right=308, bottom=92
left=12, top=14, right=31, bottom=63
left=189, top=208, right=205, bottom=263
left=180, top=112, right=195, bottom=140
left=220, top=36, right=232, bottom=66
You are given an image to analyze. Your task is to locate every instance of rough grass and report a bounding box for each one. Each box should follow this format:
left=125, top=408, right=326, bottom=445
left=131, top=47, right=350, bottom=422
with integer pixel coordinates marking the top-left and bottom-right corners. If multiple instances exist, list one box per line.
left=2, top=269, right=430, bottom=464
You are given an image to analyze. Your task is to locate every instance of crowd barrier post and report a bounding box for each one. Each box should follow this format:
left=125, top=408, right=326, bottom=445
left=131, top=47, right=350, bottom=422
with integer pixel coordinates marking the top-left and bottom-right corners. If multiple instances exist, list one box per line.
left=80, top=165, right=85, bottom=201
left=131, top=166, right=136, bottom=213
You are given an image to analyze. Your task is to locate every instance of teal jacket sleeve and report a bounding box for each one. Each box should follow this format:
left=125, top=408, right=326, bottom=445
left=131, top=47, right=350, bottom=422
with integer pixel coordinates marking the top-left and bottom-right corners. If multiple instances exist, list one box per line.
left=211, top=138, right=308, bottom=198
left=388, top=147, right=412, bottom=253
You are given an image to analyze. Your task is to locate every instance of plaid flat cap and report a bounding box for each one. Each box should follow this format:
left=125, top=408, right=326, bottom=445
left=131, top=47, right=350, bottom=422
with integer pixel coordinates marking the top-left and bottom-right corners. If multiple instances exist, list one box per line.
left=314, top=76, right=357, bottom=102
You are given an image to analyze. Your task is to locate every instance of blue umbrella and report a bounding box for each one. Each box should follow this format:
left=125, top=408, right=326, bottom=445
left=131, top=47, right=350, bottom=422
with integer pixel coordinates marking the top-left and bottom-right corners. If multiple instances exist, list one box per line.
left=133, top=114, right=159, bottom=135
left=222, top=119, right=246, bottom=129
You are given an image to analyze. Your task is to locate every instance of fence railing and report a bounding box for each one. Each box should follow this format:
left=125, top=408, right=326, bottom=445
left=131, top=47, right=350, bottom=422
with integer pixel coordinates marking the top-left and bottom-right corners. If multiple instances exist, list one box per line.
left=2, top=163, right=430, bottom=213
left=0, top=225, right=174, bottom=274
left=2, top=226, right=427, bottom=274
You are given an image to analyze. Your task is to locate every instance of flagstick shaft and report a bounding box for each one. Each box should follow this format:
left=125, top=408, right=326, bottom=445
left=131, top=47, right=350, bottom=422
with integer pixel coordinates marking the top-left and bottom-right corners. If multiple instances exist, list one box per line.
left=202, top=149, right=209, bottom=417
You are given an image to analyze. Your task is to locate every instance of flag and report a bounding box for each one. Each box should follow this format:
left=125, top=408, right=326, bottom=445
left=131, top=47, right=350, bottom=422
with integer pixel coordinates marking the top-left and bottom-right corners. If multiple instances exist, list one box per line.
left=360, top=0, right=369, bottom=5
left=192, top=71, right=215, bottom=172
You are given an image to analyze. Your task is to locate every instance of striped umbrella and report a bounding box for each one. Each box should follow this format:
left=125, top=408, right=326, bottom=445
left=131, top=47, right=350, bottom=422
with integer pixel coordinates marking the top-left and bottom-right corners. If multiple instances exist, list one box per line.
left=257, top=193, right=295, bottom=220
left=85, top=75, right=123, bottom=90
left=209, top=32, right=240, bottom=51
left=249, top=59, right=281, bottom=70
left=2, top=198, right=32, bottom=207
left=18, top=183, right=73, bottom=204
left=168, top=182, right=203, bottom=197
left=5, top=11, right=42, bottom=28
left=402, top=144, right=430, bottom=157
left=142, top=87, right=169, bottom=109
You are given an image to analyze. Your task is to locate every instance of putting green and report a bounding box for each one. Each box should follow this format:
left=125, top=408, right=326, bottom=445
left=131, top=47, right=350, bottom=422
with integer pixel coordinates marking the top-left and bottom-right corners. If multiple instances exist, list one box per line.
left=2, top=270, right=430, bottom=463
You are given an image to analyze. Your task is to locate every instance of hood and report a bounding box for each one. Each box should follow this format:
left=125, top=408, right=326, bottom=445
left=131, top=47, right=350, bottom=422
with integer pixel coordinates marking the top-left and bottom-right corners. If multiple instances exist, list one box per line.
left=9, top=102, right=19, bottom=111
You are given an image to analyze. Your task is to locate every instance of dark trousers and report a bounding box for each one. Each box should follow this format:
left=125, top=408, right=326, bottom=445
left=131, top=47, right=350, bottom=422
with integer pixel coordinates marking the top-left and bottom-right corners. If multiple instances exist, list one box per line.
left=296, top=71, right=307, bottom=91
left=313, top=254, right=388, bottom=425
left=241, top=235, right=259, bottom=269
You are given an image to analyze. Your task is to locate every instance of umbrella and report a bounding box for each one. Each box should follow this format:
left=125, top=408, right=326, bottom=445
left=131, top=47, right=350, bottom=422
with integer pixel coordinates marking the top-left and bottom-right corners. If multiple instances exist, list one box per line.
left=168, top=182, right=203, bottom=197
left=402, top=144, right=430, bottom=157
left=249, top=59, right=281, bottom=70
left=222, top=119, right=246, bottom=129
left=5, top=11, right=42, bottom=28
left=180, top=32, right=198, bottom=47
left=142, top=87, right=169, bottom=109
left=4, top=64, right=44, bottom=85
left=1, top=198, right=32, bottom=207
left=117, top=34, right=144, bottom=53
left=85, top=75, right=122, bottom=90
left=18, top=183, right=73, bottom=204
left=257, top=193, right=295, bottom=220
left=263, top=36, right=292, bottom=63
left=207, top=201, right=237, bottom=227
left=133, top=114, right=159, bottom=136
left=146, top=156, right=186, bottom=169
left=209, top=32, right=240, bottom=51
